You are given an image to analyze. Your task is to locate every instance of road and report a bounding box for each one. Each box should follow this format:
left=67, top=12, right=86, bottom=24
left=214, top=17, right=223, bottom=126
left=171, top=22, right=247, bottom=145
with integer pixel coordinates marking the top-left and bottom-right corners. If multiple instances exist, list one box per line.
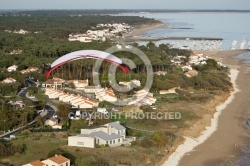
left=0, top=78, right=56, bottom=139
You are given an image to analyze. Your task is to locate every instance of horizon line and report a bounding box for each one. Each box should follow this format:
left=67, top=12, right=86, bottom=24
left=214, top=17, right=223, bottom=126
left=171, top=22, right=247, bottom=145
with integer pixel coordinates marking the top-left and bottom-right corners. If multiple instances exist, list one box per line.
left=1, top=9, right=250, bottom=11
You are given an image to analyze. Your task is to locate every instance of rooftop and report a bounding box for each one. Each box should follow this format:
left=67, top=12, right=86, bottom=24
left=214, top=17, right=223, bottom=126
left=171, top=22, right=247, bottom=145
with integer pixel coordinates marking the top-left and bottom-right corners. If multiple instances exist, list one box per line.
left=48, top=154, right=69, bottom=164
left=91, top=131, right=122, bottom=141
left=29, top=160, right=45, bottom=166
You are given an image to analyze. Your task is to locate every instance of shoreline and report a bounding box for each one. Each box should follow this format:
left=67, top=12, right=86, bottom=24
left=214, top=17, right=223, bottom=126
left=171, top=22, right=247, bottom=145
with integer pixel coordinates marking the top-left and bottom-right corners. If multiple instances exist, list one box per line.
left=120, top=22, right=166, bottom=43
left=161, top=68, right=240, bottom=166
left=154, top=50, right=249, bottom=166
left=128, top=22, right=166, bottom=37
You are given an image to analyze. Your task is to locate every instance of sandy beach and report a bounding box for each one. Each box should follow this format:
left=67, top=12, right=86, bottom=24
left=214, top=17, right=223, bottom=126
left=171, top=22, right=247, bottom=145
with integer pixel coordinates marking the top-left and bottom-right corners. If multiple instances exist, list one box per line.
left=120, top=18, right=250, bottom=166
left=118, top=22, right=166, bottom=44
left=161, top=50, right=250, bottom=166
left=128, top=22, right=166, bottom=37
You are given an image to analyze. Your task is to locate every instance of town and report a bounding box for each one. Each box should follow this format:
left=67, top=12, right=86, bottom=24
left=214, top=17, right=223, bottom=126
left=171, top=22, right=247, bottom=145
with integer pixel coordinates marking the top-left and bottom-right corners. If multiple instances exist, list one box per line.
left=0, top=9, right=233, bottom=166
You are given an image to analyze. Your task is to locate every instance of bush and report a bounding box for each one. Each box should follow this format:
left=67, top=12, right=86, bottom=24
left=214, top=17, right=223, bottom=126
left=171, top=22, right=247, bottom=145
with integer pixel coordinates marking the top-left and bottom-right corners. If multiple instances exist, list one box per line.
left=139, top=138, right=156, bottom=148
left=130, top=141, right=137, bottom=146
left=105, top=144, right=109, bottom=147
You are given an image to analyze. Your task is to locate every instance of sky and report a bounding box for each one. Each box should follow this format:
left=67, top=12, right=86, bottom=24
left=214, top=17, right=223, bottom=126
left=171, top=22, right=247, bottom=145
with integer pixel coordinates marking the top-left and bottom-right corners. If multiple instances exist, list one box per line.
left=0, top=0, right=249, bottom=10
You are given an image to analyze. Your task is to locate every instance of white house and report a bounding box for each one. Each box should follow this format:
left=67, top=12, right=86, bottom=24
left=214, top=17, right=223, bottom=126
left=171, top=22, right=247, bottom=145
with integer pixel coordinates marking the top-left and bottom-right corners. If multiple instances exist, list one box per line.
left=128, top=89, right=156, bottom=106
left=84, top=86, right=101, bottom=93
left=75, top=99, right=98, bottom=109
left=119, top=79, right=141, bottom=88
left=68, top=79, right=88, bottom=89
left=46, top=77, right=65, bottom=89
left=181, top=66, right=193, bottom=71
left=45, top=89, right=64, bottom=99
left=20, top=67, right=39, bottom=74
left=8, top=100, right=26, bottom=109
left=45, top=88, right=99, bottom=109
left=160, top=87, right=180, bottom=95
left=45, top=118, right=63, bottom=129
left=14, top=29, right=29, bottom=34
left=2, top=77, right=16, bottom=84
left=68, top=121, right=128, bottom=148
left=45, top=118, right=58, bottom=126
left=154, top=71, right=168, bottom=76
left=23, top=154, right=70, bottom=166
left=95, top=88, right=117, bottom=102
left=7, top=65, right=18, bottom=72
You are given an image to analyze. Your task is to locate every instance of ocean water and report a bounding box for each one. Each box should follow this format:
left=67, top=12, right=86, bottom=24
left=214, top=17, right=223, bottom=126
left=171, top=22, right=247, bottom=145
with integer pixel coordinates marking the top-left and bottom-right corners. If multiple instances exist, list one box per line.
left=236, top=52, right=250, bottom=59
left=119, top=12, right=250, bottom=50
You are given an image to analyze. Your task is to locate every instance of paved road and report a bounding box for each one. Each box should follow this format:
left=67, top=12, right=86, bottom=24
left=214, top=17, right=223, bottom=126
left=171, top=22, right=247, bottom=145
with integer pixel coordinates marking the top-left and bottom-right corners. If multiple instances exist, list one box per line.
left=26, top=78, right=37, bottom=87
left=0, top=79, right=56, bottom=139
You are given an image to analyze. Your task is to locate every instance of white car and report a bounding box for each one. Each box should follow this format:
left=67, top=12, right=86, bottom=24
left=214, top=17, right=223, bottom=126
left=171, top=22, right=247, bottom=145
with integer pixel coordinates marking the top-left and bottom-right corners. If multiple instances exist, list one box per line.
left=97, top=108, right=109, bottom=115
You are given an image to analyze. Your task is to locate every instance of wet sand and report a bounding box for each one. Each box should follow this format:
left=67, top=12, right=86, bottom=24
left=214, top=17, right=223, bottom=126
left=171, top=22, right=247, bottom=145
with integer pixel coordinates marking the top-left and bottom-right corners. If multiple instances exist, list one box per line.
left=178, top=50, right=250, bottom=166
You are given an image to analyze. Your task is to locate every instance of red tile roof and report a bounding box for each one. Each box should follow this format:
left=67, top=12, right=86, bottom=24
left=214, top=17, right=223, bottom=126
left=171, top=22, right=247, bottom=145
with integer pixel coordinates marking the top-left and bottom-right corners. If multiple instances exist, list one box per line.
left=48, top=154, right=69, bottom=164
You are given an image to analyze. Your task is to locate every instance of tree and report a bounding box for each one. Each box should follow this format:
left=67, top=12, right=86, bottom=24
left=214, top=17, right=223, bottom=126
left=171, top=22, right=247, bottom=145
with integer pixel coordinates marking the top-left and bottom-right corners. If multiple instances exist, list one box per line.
left=57, top=103, right=71, bottom=120
left=35, top=116, right=45, bottom=127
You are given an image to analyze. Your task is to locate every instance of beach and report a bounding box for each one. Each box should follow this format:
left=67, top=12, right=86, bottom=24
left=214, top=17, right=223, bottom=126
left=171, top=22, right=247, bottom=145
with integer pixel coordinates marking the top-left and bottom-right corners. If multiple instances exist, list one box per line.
left=161, top=50, right=250, bottom=166
left=121, top=18, right=250, bottom=165
left=119, top=22, right=166, bottom=44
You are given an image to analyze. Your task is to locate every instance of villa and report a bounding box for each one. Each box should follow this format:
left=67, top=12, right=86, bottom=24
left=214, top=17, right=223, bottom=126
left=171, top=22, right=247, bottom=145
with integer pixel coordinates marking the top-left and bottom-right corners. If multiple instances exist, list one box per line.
left=68, top=121, right=134, bottom=148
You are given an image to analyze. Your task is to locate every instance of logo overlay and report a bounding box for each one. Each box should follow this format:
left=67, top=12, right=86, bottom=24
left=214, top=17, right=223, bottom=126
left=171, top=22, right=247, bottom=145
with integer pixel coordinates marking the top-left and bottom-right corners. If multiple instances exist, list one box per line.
left=93, top=45, right=154, bottom=106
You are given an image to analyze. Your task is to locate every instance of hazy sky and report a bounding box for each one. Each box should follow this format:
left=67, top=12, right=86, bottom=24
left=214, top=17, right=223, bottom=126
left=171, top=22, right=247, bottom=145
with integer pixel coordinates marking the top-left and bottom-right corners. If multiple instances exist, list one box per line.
left=0, top=0, right=249, bottom=10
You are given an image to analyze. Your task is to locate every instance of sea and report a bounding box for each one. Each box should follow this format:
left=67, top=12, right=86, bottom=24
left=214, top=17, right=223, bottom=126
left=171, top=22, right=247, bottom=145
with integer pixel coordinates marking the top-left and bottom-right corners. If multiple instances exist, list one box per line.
left=119, top=12, right=250, bottom=50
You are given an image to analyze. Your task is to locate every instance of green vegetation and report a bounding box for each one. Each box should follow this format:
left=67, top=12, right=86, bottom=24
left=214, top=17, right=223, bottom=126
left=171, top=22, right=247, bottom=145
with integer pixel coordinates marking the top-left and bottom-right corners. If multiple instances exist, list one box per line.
left=0, top=10, right=234, bottom=166
left=0, top=141, right=26, bottom=157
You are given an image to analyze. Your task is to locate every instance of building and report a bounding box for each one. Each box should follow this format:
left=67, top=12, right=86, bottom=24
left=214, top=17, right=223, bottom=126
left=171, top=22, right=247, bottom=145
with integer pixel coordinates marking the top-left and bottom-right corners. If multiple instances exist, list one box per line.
left=181, top=66, right=193, bottom=71
left=45, top=118, right=63, bottom=129
left=13, top=29, right=29, bottom=34
left=185, top=70, right=199, bottom=77
left=23, top=154, right=70, bottom=166
left=68, top=79, right=88, bottom=89
left=45, top=118, right=58, bottom=126
left=8, top=100, right=26, bottom=109
left=95, top=88, right=117, bottom=102
left=20, top=67, right=39, bottom=74
left=2, top=77, right=16, bottom=84
left=119, top=79, right=141, bottom=88
left=46, top=77, right=65, bottom=89
left=128, top=89, right=157, bottom=106
left=10, top=49, right=22, bottom=55
left=7, top=65, right=18, bottom=72
left=154, top=71, right=167, bottom=76
left=159, top=87, right=180, bottom=95
left=45, top=89, right=64, bottom=99
left=23, top=160, right=45, bottom=166
left=45, top=88, right=99, bottom=109
left=84, top=86, right=101, bottom=93
left=68, top=121, right=128, bottom=148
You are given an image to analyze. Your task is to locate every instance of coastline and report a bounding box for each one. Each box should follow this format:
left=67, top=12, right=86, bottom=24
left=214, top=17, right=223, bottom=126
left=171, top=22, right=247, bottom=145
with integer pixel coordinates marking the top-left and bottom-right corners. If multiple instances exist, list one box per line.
left=128, top=22, right=166, bottom=37
left=120, top=22, right=166, bottom=44
left=161, top=68, right=240, bottom=166
left=153, top=50, right=249, bottom=166
left=121, top=18, right=250, bottom=165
